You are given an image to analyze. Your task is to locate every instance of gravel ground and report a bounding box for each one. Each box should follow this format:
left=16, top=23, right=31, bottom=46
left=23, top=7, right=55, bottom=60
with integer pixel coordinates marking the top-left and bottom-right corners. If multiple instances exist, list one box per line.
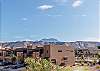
left=0, top=66, right=25, bottom=71
left=72, top=64, right=100, bottom=71
left=0, top=65, right=100, bottom=71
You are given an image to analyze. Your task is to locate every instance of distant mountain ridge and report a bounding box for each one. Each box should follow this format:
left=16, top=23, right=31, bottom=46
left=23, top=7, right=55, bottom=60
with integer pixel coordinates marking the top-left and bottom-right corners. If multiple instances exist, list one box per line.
left=39, top=38, right=59, bottom=42
left=96, top=42, right=100, bottom=46
left=0, top=38, right=100, bottom=49
left=69, top=41, right=99, bottom=49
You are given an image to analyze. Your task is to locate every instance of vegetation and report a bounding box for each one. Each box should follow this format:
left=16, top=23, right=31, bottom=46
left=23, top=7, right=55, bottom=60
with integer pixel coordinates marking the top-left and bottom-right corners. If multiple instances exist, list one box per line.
left=25, top=57, right=52, bottom=71
left=97, top=46, right=100, bottom=49
left=11, top=54, right=17, bottom=64
left=24, top=57, right=91, bottom=71
left=96, top=65, right=100, bottom=70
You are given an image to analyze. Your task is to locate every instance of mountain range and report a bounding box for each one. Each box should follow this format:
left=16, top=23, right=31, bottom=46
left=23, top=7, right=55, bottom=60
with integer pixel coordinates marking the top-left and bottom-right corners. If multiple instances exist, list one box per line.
left=0, top=38, right=100, bottom=49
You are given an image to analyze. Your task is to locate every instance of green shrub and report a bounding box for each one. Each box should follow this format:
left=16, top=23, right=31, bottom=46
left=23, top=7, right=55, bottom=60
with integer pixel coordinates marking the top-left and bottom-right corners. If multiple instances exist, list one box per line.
left=96, top=66, right=100, bottom=69
left=25, top=57, right=52, bottom=71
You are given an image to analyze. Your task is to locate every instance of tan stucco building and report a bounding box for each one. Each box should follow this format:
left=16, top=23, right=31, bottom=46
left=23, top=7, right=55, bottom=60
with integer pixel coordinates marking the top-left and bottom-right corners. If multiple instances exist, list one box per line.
left=0, top=43, right=75, bottom=66
left=42, top=44, right=75, bottom=66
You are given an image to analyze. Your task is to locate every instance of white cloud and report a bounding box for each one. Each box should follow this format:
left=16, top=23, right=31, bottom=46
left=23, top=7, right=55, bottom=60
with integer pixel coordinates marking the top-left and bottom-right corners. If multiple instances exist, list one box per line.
left=72, top=0, right=82, bottom=8
left=81, top=14, right=87, bottom=17
left=38, top=5, right=54, bottom=11
left=21, top=18, right=28, bottom=21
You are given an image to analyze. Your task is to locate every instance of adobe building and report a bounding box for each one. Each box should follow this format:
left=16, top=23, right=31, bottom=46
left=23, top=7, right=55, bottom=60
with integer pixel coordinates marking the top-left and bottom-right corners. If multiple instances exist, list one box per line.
left=0, top=46, right=13, bottom=62
left=0, top=43, right=75, bottom=66
left=42, top=44, right=75, bottom=66
left=13, top=46, right=44, bottom=63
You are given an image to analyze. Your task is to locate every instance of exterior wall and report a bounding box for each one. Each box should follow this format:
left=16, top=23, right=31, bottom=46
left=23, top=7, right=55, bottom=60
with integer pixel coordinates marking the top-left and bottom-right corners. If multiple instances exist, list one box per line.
left=42, top=45, right=50, bottom=58
left=0, top=44, right=75, bottom=66
left=0, top=49, right=12, bottom=62
left=17, top=52, right=23, bottom=57
left=32, top=52, right=40, bottom=58
left=43, top=44, right=75, bottom=66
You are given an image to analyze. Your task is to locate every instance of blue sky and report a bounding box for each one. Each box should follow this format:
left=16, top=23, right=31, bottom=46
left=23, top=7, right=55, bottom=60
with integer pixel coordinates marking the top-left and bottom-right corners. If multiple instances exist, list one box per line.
left=0, top=0, right=100, bottom=42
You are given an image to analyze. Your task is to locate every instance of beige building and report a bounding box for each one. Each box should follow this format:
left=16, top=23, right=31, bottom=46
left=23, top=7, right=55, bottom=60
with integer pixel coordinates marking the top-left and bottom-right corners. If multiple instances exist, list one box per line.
left=42, top=44, right=75, bottom=66
left=0, top=47, right=13, bottom=62
left=0, top=43, right=75, bottom=66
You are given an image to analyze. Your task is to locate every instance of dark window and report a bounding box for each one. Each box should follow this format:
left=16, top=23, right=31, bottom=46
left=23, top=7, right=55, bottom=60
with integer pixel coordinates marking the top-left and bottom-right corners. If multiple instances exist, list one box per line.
left=60, top=63, right=65, bottom=66
left=0, top=53, right=1, bottom=56
left=47, top=50, right=48, bottom=53
left=63, top=57, right=68, bottom=60
left=6, top=51, right=11, bottom=56
left=27, top=51, right=33, bottom=57
left=70, top=50, right=73, bottom=52
left=40, top=49, right=44, bottom=54
left=0, top=52, right=2, bottom=56
left=51, top=59, right=56, bottom=64
left=44, top=57, right=49, bottom=60
left=97, top=46, right=100, bottom=49
left=39, top=49, right=44, bottom=57
left=58, top=50, right=62, bottom=52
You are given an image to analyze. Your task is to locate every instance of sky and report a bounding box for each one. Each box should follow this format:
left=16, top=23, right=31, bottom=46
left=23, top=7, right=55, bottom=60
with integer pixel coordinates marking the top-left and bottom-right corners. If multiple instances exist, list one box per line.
left=0, top=0, right=100, bottom=42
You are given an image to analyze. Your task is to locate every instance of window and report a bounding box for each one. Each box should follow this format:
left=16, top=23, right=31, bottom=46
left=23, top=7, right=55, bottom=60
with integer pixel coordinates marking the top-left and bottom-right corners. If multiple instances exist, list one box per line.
left=51, top=59, right=56, bottom=64
left=6, top=51, right=11, bottom=56
left=0, top=52, right=2, bottom=56
left=60, top=63, right=65, bottom=66
left=97, top=46, right=100, bottom=49
left=70, top=50, right=73, bottom=52
left=0, top=53, right=2, bottom=56
left=63, top=57, right=68, bottom=60
left=58, top=50, right=62, bottom=52
left=47, top=50, right=48, bottom=53
left=27, top=51, right=33, bottom=57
